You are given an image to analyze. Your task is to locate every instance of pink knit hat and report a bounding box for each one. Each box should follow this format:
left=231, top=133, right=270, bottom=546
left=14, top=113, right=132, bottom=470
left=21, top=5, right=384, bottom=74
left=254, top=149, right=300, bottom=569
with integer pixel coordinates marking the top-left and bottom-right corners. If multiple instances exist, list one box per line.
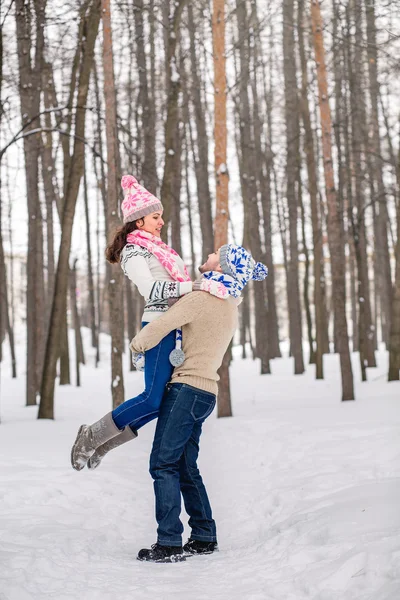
left=121, top=175, right=163, bottom=224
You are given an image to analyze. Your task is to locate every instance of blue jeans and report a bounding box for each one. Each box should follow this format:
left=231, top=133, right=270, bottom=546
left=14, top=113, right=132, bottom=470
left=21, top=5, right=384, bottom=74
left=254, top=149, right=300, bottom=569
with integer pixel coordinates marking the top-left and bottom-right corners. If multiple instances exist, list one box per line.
left=149, top=383, right=217, bottom=547
left=112, top=323, right=176, bottom=431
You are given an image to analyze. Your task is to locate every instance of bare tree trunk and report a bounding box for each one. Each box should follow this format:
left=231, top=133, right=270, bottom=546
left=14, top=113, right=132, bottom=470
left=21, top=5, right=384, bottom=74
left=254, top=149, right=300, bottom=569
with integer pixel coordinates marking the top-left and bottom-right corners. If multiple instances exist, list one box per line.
left=365, top=0, right=392, bottom=346
left=261, top=149, right=281, bottom=360
left=310, top=0, right=355, bottom=400
left=69, top=260, right=85, bottom=387
left=187, top=4, right=214, bottom=261
left=160, top=0, right=187, bottom=238
left=0, top=25, right=16, bottom=377
left=283, top=0, right=305, bottom=374
left=379, top=94, right=400, bottom=193
left=275, top=178, right=290, bottom=309
left=92, top=62, right=110, bottom=369
left=298, top=0, right=323, bottom=376
left=184, top=126, right=197, bottom=280
left=170, top=62, right=183, bottom=258
left=388, top=193, right=400, bottom=380
left=348, top=234, right=358, bottom=350
left=102, top=0, right=125, bottom=408
left=298, top=171, right=315, bottom=364
left=95, top=182, right=102, bottom=368
left=15, top=0, right=46, bottom=406
left=59, top=322, right=71, bottom=385
left=235, top=0, right=270, bottom=375
left=93, top=63, right=107, bottom=222
left=0, top=234, right=6, bottom=362
left=251, top=3, right=281, bottom=359
left=83, top=162, right=97, bottom=348
left=149, top=0, right=157, bottom=157
left=0, top=191, right=17, bottom=378
left=39, top=59, right=71, bottom=384
left=347, top=0, right=376, bottom=372
left=213, top=0, right=231, bottom=417
left=213, top=0, right=229, bottom=250
left=40, top=65, right=56, bottom=315
left=133, top=0, right=158, bottom=194
left=265, top=27, right=282, bottom=359
left=39, top=0, right=101, bottom=419
left=341, top=52, right=359, bottom=354
left=240, top=295, right=247, bottom=359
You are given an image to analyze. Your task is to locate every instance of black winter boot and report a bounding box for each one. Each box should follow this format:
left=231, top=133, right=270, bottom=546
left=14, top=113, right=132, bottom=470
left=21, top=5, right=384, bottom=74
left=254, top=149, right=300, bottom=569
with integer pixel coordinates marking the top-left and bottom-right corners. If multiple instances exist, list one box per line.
left=137, top=543, right=186, bottom=563
left=183, top=539, right=218, bottom=555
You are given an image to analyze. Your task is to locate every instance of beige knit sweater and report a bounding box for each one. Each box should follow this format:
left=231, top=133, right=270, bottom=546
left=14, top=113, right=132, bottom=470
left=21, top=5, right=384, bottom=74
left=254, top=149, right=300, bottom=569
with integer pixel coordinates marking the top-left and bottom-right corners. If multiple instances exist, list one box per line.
left=130, top=291, right=241, bottom=395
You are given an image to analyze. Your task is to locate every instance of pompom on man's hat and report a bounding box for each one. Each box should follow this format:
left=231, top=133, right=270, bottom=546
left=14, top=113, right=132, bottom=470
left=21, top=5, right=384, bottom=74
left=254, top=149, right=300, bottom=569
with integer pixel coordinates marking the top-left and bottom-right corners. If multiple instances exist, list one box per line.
left=121, top=175, right=163, bottom=224
left=219, top=244, right=268, bottom=297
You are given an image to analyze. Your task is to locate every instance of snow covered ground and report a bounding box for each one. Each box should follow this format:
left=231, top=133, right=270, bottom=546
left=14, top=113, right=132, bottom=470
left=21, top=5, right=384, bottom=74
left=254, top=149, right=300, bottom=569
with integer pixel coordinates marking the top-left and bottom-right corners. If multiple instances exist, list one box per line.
left=0, top=333, right=399, bottom=600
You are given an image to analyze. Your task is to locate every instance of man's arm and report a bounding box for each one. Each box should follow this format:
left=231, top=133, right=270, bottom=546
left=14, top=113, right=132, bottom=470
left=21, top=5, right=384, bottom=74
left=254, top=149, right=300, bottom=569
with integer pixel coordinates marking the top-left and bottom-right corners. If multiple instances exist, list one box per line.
left=130, top=292, right=208, bottom=354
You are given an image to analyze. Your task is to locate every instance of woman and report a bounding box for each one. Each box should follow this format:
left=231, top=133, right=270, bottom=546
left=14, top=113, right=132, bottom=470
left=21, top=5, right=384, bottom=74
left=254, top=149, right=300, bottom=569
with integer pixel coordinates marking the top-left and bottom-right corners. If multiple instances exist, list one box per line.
left=71, top=175, right=223, bottom=472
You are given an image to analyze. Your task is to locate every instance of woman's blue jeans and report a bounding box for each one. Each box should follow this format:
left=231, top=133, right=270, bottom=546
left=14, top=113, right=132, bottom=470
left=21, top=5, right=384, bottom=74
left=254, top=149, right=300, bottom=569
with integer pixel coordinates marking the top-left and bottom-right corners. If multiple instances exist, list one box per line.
left=112, top=322, right=176, bottom=431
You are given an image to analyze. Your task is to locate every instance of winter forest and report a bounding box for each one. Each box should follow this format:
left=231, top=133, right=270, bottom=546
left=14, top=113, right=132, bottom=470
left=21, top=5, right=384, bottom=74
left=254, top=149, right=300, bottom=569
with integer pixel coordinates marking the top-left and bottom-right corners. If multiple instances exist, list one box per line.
left=1, top=0, right=400, bottom=597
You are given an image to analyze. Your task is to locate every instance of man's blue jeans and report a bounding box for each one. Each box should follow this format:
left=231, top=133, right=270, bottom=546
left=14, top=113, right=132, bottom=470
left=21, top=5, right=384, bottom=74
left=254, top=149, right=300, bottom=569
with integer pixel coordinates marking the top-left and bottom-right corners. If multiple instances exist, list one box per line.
left=112, top=323, right=175, bottom=431
left=149, top=383, right=217, bottom=547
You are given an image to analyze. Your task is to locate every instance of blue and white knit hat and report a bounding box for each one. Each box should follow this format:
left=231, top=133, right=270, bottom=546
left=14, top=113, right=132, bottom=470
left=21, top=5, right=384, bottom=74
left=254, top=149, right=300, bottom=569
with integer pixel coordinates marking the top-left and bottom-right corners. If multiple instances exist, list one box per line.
left=219, top=244, right=268, bottom=296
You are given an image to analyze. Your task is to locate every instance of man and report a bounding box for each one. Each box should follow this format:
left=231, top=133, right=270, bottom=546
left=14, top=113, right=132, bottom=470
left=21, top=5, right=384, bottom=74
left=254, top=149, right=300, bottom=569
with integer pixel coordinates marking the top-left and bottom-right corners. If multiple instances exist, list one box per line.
left=131, top=244, right=268, bottom=562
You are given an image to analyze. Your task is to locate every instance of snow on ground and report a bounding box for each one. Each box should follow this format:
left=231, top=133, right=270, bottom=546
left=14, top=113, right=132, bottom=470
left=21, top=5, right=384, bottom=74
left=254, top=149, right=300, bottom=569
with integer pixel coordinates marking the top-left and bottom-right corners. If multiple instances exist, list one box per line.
left=0, top=331, right=399, bottom=600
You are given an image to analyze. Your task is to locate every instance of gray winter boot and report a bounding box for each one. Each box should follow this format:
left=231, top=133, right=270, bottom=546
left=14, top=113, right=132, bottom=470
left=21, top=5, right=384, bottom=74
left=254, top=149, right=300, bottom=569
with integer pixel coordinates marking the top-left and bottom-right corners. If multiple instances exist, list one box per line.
left=70, top=412, right=121, bottom=471
left=87, top=426, right=138, bottom=470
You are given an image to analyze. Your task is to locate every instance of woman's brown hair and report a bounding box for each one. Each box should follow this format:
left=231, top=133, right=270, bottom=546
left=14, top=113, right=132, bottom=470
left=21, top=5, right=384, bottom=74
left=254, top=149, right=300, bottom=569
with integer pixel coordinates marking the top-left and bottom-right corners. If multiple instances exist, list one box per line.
left=105, top=219, right=143, bottom=264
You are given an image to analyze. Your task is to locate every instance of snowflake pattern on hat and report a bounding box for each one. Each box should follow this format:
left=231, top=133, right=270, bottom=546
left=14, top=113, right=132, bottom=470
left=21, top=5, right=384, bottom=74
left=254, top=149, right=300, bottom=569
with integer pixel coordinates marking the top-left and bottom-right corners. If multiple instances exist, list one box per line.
left=203, top=244, right=268, bottom=298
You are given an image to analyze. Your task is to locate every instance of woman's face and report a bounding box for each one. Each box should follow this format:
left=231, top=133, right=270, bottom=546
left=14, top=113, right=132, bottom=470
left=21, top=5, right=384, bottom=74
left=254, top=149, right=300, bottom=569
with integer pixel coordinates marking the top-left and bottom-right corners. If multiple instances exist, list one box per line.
left=138, top=211, right=164, bottom=237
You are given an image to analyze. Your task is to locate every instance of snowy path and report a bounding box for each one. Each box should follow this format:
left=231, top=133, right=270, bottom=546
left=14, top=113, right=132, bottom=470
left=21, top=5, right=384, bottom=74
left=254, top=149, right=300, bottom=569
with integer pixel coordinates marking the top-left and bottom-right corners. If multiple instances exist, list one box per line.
left=0, top=340, right=399, bottom=600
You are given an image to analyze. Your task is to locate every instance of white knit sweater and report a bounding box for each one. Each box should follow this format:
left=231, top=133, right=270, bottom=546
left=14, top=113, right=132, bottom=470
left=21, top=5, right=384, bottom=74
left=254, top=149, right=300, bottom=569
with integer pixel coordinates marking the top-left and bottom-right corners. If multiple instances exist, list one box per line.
left=120, top=244, right=192, bottom=322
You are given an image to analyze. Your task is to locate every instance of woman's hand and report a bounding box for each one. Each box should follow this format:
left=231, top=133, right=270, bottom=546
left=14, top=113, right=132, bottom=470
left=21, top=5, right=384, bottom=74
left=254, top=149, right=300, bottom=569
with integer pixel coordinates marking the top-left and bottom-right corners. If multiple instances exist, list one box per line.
left=193, top=278, right=229, bottom=299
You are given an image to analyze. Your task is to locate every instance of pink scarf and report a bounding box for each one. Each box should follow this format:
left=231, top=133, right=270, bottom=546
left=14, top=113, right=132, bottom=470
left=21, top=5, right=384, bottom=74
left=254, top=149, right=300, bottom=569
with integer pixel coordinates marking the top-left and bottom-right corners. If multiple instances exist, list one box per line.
left=127, top=230, right=191, bottom=283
